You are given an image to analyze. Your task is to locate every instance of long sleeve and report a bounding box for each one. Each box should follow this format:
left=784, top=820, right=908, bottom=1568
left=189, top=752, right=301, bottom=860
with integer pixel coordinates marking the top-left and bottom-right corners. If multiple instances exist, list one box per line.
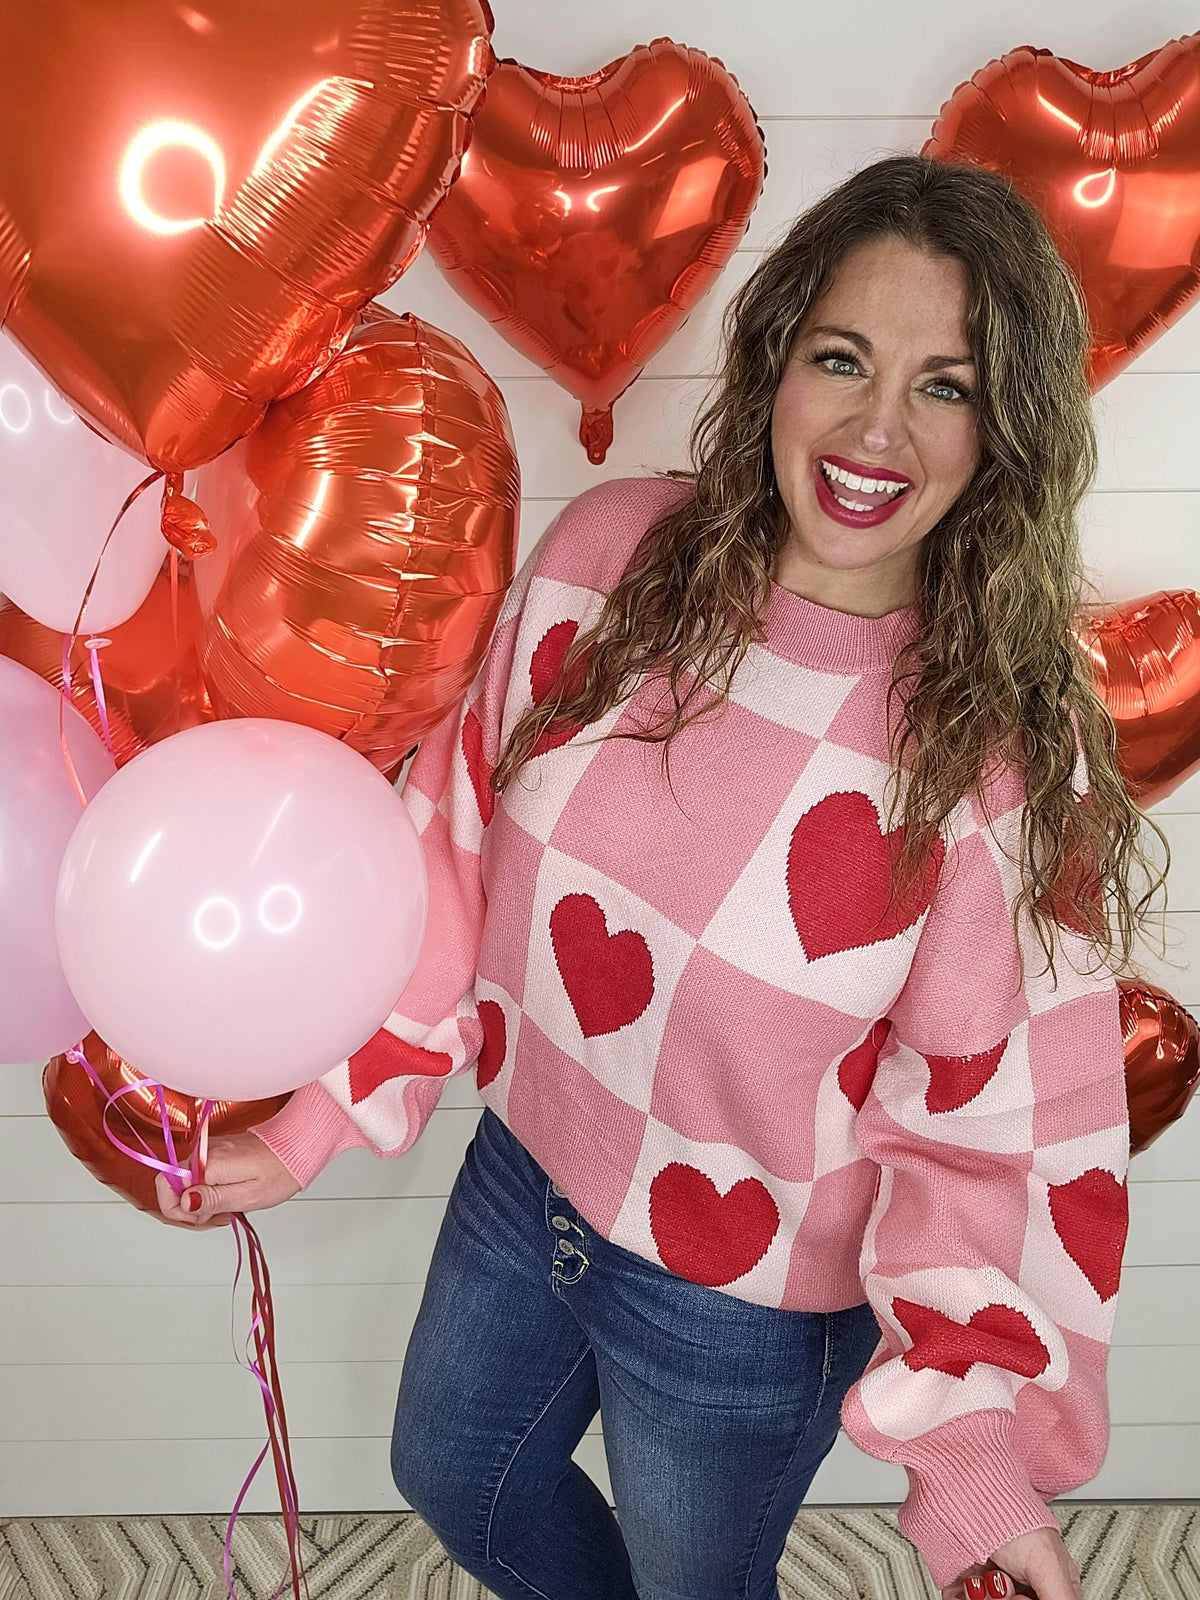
left=254, top=545, right=539, bottom=1188
left=838, top=766, right=1131, bottom=1590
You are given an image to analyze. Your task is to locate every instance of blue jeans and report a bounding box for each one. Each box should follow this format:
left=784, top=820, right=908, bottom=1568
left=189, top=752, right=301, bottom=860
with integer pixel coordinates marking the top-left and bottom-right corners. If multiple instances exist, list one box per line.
left=391, top=1107, right=883, bottom=1600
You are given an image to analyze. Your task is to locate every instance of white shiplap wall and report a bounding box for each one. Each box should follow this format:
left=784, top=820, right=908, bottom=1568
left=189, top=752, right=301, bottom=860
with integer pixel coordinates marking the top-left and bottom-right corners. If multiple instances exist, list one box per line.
left=2, top=0, right=1198, bottom=1518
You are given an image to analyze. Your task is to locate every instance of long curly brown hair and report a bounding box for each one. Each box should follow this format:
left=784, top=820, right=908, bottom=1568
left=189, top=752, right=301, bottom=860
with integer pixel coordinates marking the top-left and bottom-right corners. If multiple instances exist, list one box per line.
left=490, top=154, right=1169, bottom=979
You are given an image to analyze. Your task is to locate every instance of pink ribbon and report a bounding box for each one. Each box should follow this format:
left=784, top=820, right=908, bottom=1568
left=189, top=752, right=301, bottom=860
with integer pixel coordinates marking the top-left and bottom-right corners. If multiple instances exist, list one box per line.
left=65, top=1046, right=202, bottom=1196
left=225, top=1216, right=306, bottom=1600
left=65, top=1046, right=306, bottom=1597
left=57, top=468, right=161, bottom=802
left=83, top=638, right=114, bottom=757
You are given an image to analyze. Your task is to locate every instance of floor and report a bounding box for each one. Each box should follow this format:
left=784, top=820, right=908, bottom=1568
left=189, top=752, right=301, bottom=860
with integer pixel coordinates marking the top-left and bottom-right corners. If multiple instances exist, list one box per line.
left=0, top=1504, right=1197, bottom=1599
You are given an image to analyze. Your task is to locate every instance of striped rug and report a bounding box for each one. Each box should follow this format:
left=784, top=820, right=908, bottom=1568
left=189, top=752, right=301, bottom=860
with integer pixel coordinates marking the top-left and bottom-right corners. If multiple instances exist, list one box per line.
left=0, top=1504, right=1196, bottom=1598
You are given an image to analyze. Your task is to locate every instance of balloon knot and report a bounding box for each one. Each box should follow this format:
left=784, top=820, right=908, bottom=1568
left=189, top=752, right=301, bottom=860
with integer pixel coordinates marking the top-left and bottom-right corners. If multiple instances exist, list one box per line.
left=579, top=405, right=613, bottom=466
left=161, top=473, right=216, bottom=559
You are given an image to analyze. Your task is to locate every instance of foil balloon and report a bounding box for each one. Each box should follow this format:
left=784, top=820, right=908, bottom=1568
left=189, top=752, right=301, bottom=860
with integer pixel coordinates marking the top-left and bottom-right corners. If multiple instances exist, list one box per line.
left=0, top=335, right=165, bottom=632
left=922, top=34, right=1200, bottom=390
left=1119, top=978, right=1200, bottom=1156
left=425, top=38, right=766, bottom=463
left=195, top=308, right=519, bottom=771
left=44, top=1032, right=291, bottom=1215
left=1075, top=590, right=1200, bottom=806
left=0, top=555, right=214, bottom=767
left=55, top=718, right=429, bottom=1101
left=0, top=0, right=495, bottom=474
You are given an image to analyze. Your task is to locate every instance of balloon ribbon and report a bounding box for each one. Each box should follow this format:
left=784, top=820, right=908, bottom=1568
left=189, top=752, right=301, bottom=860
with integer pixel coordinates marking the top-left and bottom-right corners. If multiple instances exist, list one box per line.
left=64, top=1047, right=306, bottom=1598
left=56, top=470, right=162, bottom=804
left=56, top=472, right=213, bottom=800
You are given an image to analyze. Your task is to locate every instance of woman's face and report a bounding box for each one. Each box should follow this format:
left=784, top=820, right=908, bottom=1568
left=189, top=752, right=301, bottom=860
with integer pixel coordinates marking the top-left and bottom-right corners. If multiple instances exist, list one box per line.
left=769, top=235, right=982, bottom=613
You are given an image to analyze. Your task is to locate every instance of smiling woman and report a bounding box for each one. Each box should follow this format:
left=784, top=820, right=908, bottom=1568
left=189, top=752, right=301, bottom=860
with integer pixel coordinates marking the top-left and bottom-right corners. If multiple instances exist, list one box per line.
left=770, top=239, right=981, bottom=597
left=164, top=153, right=1168, bottom=1600
left=490, top=155, right=1166, bottom=981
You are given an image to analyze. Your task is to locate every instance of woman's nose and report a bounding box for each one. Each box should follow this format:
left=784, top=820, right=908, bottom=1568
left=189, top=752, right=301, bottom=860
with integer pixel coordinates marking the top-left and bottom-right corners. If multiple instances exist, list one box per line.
left=852, top=391, right=908, bottom=454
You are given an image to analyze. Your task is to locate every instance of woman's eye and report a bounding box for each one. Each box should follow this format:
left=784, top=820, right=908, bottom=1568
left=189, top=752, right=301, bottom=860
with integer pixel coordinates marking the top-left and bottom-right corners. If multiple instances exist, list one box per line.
left=928, top=379, right=973, bottom=404
left=812, top=348, right=858, bottom=376
left=810, top=347, right=974, bottom=404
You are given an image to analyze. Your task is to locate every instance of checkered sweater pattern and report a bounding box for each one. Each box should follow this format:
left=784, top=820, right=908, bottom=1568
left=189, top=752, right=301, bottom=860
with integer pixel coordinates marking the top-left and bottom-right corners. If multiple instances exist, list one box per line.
left=256, top=474, right=1131, bottom=1588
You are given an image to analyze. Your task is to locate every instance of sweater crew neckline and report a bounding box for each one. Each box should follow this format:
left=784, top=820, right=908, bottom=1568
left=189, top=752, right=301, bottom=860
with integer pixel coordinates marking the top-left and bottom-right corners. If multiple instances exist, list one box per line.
left=761, top=579, right=923, bottom=673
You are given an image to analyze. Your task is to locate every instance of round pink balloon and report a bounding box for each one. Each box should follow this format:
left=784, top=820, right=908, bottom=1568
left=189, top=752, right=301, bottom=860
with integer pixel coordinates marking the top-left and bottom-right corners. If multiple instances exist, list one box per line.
left=55, top=719, right=428, bottom=1100
left=0, top=334, right=166, bottom=633
left=0, top=656, right=116, bottom=1062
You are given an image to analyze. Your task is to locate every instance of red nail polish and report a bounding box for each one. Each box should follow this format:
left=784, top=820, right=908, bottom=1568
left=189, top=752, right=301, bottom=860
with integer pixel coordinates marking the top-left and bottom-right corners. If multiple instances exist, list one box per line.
left=965, top=1579, right=985, bottom=1599
left=184, top=1190, right=201, bottom=1213
left=986, top=1572, right=1010, bottom=1598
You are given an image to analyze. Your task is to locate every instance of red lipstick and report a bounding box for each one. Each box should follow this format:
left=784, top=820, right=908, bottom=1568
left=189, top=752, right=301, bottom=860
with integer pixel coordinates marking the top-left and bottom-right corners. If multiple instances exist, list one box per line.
left=812, top=455, right=913, bottom=529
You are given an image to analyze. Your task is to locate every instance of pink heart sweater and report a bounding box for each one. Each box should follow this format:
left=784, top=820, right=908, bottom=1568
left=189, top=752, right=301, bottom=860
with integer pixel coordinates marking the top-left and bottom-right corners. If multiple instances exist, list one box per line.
left=255, top=473, right=1131, bottom=1589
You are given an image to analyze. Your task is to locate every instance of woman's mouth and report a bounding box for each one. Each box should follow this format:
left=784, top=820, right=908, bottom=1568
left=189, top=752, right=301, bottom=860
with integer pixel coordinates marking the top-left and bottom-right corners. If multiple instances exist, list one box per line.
left=812, top=455, right=913, bottom=528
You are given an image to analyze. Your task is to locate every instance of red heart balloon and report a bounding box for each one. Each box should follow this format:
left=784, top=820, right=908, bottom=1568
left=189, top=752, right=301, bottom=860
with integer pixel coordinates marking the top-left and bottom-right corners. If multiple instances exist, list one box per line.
left=1075, top=589, right=1200, bottom=806
left=1119, top=977, right=1200, bottom=1156
left=44, top=1032, right=289, bottom=1215
left=0, top=0, right=494, bottom=472
left=0, top=554, right=213, bottom=768
left=923, top=34, right=1200, bottom=388
left=195, top=309, right=519, bottom=774
left=425, top=38, right=766, bottom=463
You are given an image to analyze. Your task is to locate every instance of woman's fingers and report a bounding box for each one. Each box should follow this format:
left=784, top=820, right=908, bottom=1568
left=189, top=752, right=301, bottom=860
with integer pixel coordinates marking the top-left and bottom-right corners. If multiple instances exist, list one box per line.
left=153, top=1169, right=232, bottom=1229
left=964, top=1569, right=1010, bottom=1598
left=154, top=1132, right=302, bottom=1226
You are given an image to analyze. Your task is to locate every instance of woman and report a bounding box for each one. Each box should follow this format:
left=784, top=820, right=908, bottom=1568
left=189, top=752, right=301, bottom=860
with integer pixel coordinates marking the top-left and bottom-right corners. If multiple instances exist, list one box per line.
left=158, top=155, right=1167, bottom=1600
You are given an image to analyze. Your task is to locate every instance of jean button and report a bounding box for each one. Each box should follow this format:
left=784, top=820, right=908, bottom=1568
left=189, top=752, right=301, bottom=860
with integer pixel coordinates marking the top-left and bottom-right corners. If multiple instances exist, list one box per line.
left=557, top=1239, right=575, bottom=1256
left=550, top=1181, right=567, bottom=1198
left=551, top=1215, right=571, bottom=1232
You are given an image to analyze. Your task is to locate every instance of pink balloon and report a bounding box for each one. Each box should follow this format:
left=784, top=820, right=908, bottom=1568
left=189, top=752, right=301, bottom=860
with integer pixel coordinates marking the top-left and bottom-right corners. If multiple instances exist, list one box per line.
left=0, top=656, right=116, bottom=1062
left=0, top=335, right=166, bottom=633
left=55, top=719, right=427, bottom=1100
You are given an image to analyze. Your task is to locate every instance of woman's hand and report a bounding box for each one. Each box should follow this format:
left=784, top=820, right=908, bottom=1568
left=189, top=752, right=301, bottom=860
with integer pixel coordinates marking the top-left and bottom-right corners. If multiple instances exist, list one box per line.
left=942, top=1526, right=1083, bottom=1600
left=154, top=1131, right=301, bottom=1229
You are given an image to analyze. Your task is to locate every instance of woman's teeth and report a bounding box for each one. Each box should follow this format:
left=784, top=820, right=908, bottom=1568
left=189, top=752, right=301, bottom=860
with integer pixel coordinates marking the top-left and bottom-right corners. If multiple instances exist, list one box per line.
left=819, top=458, right=910, bottom=511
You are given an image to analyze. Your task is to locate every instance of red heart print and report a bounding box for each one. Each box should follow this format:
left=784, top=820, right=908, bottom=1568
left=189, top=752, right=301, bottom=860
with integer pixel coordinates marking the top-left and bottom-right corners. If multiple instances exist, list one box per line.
left=348, top=1030, right=452, bottom=1104
left=787, top=791, right=945, bottom=961
left=1048, top=1168, right=1128, bottom=1302
left=649, top=1162, right=780, bottom=1287
left=923, top=37, right=1200, bottom=389
left=529, top=620, right=591, bottom=758
left=549, top=893, right=654, bottom=1039
left=530, top=620, right=579, bottom=705
left=838, top=1020, right=893, bottom=1111
left=923, top=1039, right=1008, bottom=1114
left=893, top=1297, right=1050, bottom=1380
left=461, top=706, right=494, bottom=826
left=476, top=999, right=507, bottom=1090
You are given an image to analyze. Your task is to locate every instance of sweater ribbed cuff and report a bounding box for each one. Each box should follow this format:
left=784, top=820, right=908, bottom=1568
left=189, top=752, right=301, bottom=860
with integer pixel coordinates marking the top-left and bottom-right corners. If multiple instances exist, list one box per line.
left=894, top=1409, right=1060, bottom=1589
left=252, top=1081, right=372, bottom=1190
